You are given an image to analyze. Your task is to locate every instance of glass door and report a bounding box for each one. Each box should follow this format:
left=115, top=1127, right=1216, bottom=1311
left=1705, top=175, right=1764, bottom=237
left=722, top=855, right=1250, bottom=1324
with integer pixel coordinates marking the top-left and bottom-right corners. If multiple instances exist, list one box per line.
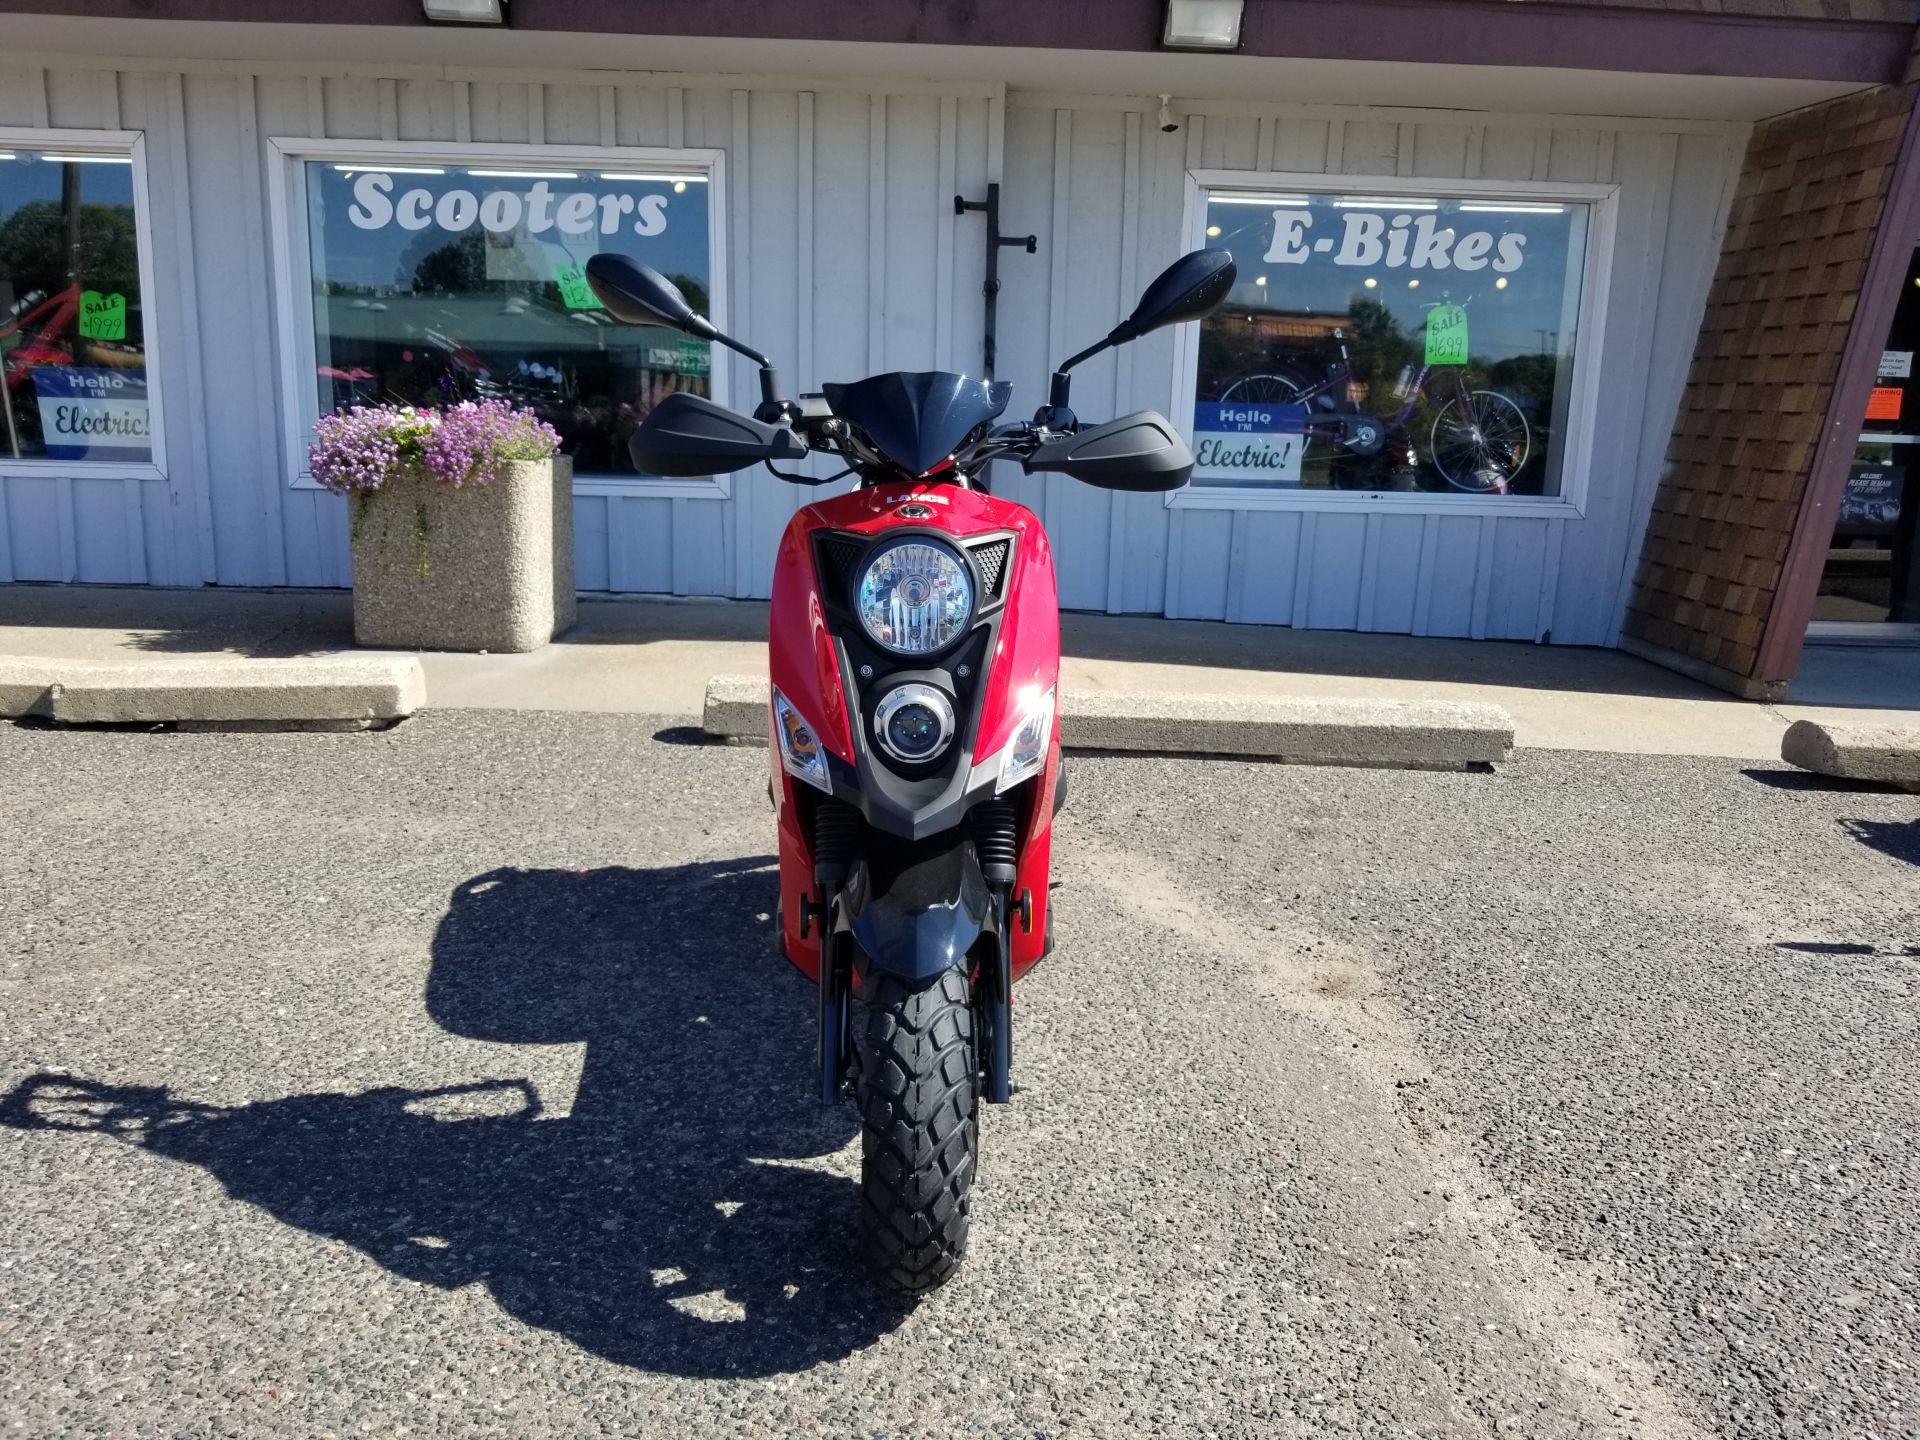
left=1811, top=246, right=1920, bottom=638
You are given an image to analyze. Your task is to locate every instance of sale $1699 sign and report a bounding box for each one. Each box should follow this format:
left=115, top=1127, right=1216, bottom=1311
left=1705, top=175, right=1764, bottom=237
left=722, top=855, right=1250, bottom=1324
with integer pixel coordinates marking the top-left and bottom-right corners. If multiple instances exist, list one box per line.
left=1192, top=401, right=1307, bottom=485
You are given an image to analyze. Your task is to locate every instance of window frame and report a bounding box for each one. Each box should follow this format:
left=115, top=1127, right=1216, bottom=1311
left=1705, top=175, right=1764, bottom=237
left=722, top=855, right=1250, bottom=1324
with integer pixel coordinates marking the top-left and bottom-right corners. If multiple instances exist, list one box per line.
left=265, top=136, right=731, bottom=501
left=0, top=126, right=167, bottom=481
left=1170, top=169, right=1619, bottom=520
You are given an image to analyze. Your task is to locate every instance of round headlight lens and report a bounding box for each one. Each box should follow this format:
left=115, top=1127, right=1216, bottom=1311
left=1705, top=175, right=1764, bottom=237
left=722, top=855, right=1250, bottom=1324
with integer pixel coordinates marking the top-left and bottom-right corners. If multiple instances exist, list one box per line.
left=855, top=538, right=974, bottom=655
left=873, top=683, right=956, bottom=764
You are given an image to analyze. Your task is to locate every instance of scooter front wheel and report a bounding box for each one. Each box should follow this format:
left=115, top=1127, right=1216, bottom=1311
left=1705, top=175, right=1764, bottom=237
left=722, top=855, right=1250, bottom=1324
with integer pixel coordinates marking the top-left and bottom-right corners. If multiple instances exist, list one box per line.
left=858, top=967, right=979, bottom=1293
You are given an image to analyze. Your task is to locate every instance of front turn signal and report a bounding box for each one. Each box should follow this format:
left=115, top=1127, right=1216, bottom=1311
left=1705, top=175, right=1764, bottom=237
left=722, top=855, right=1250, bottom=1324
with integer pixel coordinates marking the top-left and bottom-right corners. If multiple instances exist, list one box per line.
left=994, top=685, right=1056, bottom=795
left=773, top=687, right=833, bottom=795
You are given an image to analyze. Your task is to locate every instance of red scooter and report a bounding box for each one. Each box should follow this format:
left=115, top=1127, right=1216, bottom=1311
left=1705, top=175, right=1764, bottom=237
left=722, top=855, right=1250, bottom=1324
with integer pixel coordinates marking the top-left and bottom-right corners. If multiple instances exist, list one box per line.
left=586, top=246, right=1235, bottom=1291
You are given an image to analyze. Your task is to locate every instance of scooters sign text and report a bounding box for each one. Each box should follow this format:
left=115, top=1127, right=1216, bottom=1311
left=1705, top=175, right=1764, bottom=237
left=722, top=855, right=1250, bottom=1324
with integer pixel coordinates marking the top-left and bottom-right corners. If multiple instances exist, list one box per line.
left=346, top=173, right=672, bottom=238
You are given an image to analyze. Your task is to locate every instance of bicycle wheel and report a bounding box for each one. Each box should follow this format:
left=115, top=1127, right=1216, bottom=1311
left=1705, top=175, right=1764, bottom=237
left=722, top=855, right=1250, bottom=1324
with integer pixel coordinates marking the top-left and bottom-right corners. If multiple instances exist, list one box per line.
left=1430, top=390, right=1531, bottom=494
left=1219, top=373, right=1308, bottom=405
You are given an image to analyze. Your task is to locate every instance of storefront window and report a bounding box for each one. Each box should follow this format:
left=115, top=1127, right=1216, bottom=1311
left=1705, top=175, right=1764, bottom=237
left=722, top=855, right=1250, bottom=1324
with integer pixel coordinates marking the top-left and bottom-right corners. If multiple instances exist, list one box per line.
left=302, top=159, right=713, bottom=477
left=1192, top=187, right=1591, bottom=498
left=0, top=147, right=150, bottom=464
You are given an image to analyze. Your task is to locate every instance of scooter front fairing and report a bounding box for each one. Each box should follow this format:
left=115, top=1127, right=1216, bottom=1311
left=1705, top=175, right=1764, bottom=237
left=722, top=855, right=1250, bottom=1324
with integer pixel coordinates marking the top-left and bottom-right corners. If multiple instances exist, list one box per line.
left=768, top=483, right=1061, bottom=988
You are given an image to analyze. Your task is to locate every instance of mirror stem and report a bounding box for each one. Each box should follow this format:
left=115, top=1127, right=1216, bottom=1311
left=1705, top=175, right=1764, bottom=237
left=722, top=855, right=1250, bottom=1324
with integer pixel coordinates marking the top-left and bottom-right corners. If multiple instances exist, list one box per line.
left=712, top=329, right=774, bottom=373
left=755, top=365, right=786, bottom=418
left=701, top=328, right=785, bottom=419
left=1038, top=335, right=1115, bottom=430
left=1056, top=336, right=1111, bottom=377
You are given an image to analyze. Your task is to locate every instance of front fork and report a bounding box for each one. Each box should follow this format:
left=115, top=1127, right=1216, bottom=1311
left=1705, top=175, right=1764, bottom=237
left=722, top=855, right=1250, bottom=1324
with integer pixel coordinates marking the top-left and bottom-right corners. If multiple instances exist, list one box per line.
left=817, top=916, right=852, bottom=1105
left=812, top=794, right=1023, bottom=1108
left=813, top=887, right=1015, bottom=1106
left=981, top=887, right=1014, bottom=1104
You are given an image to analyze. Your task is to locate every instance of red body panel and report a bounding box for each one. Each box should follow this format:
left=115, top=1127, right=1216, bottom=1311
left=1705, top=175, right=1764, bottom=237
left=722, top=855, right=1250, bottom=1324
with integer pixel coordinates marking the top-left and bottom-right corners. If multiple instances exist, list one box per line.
left=770, top=483, right=1061, bottom=982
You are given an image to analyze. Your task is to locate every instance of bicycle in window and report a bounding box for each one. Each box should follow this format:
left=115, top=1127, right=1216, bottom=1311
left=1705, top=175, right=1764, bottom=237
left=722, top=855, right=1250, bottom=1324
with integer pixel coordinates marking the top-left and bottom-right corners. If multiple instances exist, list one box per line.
left=1219, top=299, right=1531, bottom=494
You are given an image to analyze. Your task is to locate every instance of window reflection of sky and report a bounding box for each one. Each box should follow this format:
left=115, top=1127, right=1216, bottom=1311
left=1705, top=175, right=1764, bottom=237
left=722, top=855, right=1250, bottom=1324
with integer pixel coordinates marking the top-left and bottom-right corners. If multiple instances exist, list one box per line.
left=301, top=162, right=715, bottom=477
left=2, top=153, right=137, bottom=218
left=1203, top=195, right=1584, bottom=361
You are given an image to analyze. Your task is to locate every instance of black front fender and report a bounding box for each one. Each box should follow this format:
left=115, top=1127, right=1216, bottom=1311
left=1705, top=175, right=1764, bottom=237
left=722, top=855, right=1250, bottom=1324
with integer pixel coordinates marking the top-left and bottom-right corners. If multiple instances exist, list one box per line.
left=844, top=837, right=990, bottom=981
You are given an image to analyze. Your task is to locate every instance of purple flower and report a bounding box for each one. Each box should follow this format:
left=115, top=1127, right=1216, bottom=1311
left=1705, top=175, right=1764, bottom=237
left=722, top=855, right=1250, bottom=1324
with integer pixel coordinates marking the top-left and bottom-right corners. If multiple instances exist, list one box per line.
left=308, top=406, right=428, bottom=494
left=308, top=400, right=558, bottom=494
left=421, top=399, right=563, bottom=489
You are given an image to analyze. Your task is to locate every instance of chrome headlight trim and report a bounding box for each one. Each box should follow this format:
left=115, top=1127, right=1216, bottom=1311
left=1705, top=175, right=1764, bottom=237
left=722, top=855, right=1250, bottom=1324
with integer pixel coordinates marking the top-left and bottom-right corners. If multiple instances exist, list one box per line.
left=854, top=536, right=976, bottom=657
left=872, top=682, right=957, bottom=765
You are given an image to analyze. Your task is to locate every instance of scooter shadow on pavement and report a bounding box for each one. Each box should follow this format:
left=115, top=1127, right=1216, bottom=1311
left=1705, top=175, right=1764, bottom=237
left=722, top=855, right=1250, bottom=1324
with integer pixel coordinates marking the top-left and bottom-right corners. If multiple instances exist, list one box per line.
left=0, top=858, right=914, bottom=1379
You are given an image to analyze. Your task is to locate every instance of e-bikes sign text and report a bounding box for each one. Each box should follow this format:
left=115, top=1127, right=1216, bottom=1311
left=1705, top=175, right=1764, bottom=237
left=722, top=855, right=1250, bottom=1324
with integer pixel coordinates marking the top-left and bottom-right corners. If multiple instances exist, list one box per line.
left=1264, top=208, right=1530, bottom=273
left=1193, top=401, right=1306, bottom=485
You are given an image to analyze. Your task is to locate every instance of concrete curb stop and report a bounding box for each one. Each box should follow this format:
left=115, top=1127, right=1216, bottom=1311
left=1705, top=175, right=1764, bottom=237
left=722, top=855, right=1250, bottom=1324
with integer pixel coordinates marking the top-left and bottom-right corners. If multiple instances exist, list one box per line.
left=702, top=674, right=1513, bottom=771
left=0, top=654, right=427, bottom=729
left=1780, top=718, right=1920, bottom=791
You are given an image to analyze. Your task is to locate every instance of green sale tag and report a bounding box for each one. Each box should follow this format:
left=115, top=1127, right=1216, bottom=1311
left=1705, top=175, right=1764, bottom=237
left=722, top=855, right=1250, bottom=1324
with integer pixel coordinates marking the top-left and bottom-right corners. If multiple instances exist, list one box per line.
left=1425, top=304, right=1468, bottom=367
left=78, top=290, right=127, bottom=341
left=554, top=265, right=603, bottom=310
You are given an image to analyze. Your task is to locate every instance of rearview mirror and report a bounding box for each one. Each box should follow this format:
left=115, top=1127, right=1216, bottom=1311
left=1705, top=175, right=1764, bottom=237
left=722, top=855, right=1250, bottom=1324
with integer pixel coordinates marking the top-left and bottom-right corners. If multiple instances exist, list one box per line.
left=589, top=252, right=792, bottom=419
left=584, top=254, right=716, bottom=338
left=1036, top=249, right=1237, bottom=428
left=1117, top=248, right=1237, bottom=342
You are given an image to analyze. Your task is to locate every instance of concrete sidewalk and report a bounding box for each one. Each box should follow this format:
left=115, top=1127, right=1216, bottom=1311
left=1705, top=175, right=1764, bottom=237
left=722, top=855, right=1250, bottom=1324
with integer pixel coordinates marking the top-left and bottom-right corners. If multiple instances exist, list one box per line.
left=2, top=582, right=1914, bottom=757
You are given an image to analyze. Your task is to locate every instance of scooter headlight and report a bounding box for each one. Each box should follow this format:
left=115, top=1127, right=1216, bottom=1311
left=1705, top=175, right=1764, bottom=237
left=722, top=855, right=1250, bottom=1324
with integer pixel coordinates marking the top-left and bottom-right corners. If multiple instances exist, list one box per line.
left=874, top=683, right=956, bottom=765
left=855, top=538, right=974, bottom=656
left=994, top=686, right=1056, bottom=795
left=772, top=687, right=832, bottom=795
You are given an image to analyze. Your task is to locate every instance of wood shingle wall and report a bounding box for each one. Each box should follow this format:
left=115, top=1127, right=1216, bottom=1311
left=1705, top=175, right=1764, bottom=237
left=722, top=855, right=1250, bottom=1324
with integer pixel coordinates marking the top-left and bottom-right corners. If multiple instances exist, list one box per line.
left=1622, top=75, right=1917, bottom=685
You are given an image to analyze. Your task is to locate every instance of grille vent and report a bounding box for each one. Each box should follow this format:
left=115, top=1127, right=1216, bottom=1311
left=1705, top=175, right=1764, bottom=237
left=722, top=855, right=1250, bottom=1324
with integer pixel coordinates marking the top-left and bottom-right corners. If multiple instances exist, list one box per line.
left=815, top=532, right=1011, bottom=604
left=969, top=539, right=1010, bottom=596
left=816, top=533, right=866, bottom=603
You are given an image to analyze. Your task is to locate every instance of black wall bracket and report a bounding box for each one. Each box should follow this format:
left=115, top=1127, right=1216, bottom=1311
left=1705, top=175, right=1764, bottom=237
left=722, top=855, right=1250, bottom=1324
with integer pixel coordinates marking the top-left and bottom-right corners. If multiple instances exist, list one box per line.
left=954, top=183, right=1037, bottom=379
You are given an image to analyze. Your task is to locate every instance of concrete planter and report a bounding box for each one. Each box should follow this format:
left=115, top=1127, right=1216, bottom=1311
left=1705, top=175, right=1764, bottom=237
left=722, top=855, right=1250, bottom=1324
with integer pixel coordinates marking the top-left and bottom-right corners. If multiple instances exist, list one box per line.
left=350, top=457, right=575, bottom=654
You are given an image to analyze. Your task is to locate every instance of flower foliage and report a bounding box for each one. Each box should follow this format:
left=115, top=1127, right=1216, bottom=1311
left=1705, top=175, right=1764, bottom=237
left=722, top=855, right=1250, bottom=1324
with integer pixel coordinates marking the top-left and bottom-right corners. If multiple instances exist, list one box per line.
left=308, top=400, right=560, bottom=495
left=423, top=399, right=563, bottom=489
left=308, top=405, right=435, bottom=495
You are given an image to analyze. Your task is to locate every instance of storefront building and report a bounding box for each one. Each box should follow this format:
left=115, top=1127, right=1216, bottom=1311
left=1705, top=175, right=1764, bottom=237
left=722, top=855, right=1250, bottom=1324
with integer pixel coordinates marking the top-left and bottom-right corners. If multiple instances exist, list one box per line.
left=0, top=1, right=1914, bottom=691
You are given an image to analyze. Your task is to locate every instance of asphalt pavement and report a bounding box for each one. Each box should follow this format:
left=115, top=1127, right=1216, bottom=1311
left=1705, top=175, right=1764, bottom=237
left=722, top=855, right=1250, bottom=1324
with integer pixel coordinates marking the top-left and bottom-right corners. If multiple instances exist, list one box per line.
left=1, top=712, right=1915, bottom=1438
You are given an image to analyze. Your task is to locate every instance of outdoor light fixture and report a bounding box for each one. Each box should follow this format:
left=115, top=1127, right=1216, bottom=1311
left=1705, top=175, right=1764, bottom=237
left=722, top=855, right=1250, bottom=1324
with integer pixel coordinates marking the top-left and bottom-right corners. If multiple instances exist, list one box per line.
left=422, top=0, right=506, bottom=23
left=1162, top=0, right=1244, bottom=50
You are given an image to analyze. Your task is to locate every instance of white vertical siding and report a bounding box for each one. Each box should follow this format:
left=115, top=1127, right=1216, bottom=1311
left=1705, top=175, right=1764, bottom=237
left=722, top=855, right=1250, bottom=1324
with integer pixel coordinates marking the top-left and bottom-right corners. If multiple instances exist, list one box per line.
left=991, top=94, right=1742, bottom=645
left=0, top=60, right=994, bottom=600
left=0, top=53, right=1738, bottom=649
